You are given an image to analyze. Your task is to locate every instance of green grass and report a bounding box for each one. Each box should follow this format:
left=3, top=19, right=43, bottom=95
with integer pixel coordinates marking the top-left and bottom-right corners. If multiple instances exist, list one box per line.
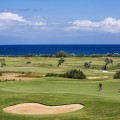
left=0, top=77, right=120, bottom=120
left=0, top=57, right=120, bottom=120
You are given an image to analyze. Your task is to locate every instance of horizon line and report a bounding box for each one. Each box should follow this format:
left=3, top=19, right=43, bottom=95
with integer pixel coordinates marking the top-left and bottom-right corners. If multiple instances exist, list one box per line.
left=0, top=44, right=120, bottom=45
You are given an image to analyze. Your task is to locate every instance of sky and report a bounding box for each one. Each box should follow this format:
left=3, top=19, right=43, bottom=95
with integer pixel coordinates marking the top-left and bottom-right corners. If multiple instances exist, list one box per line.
left=0, top=0, right=120, bottom=44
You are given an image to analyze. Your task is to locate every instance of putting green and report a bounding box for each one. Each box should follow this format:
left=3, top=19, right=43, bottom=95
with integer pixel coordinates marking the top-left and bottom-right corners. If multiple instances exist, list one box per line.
left=2, top=78, right=120, bottom=100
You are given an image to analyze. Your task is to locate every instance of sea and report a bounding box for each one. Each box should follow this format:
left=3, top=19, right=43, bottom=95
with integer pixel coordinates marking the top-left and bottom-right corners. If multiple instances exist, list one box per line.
left=0, top=45, right=120, bottom=56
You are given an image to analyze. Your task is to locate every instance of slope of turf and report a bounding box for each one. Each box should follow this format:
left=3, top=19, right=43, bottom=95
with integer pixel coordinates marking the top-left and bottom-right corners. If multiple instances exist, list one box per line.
left=0, top=77, right=120, bottom=120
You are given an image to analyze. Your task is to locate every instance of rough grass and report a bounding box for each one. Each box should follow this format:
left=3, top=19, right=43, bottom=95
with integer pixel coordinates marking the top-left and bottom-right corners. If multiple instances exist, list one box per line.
left=0, top=57, right=119, bottom=77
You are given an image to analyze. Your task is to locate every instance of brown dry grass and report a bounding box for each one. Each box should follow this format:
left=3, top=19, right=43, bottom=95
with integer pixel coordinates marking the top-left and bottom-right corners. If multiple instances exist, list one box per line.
left=0, top=73, right=39, bottom=81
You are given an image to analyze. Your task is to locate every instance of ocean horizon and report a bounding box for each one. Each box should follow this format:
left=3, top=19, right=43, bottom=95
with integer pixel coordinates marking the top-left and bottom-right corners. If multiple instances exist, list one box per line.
left=0, top=44, right=120, bottom=55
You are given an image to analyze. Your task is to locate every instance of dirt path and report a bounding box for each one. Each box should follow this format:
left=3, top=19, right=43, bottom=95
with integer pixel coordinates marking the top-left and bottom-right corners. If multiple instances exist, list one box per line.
left=3, top=103, right=84, bottom=115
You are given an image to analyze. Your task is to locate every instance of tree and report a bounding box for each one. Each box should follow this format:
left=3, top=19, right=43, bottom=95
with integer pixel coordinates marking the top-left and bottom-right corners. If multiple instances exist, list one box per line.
left=57, top=57, right=66, bottom=67
left=103, top=58, right=113, bottom=70
left=56, top=50, right=67, bottom=57
left=84, top=61, right=92, bottom=69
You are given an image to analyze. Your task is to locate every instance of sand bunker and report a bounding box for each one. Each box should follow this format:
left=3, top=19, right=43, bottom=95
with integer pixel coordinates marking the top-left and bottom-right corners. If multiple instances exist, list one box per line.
left=88, top=76, right=108, bottom=79
left=102, top=71, right=115, bottom=73
left=3, top=103, right=84, bottom=115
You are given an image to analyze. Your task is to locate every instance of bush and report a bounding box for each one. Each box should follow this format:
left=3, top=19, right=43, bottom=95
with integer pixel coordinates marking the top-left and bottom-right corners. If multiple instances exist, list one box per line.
left=26, top=72, right=31, bottom=75
left=84, top=61, right=92, bottom=69
left=46, top=73, right=62, bottom=77
left=21, top=71, right=25, bottom=74
left=114, top=71, right=120, bottom=79
left=63, top=69, right=86, bottom=79
left=1, top=61, right=6, bottom=67
left=56, top=50, right=68, bottom=57
left=26, top=61, right=31, bottom=64
left=24, top=54, right=35, bottom=57
left=0, top=72, right=2, bottom=76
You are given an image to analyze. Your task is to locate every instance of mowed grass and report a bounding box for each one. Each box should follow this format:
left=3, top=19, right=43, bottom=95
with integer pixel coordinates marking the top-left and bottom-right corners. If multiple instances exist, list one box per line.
left=0, top=77, right=120, bottom=120
left=0, top=57, right=119, bottom=120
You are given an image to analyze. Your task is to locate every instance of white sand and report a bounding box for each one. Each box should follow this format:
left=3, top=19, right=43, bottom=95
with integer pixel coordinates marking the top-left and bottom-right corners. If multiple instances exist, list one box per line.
left=88, top=76, right=108, bottom=79
left=102, top=71, right=108, bottom=73
left=3, top=103, right=84, bottom=115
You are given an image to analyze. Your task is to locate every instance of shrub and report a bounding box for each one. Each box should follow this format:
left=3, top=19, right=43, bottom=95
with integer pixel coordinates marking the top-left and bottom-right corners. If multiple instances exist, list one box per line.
left=26, top=72, right=31, bottom=75
left=26, top=61, right=31, bottom=64
left=0, top=73, right=2, bottom=76
left=63, top=69, right=86, bottom=79
left=56, top=50, right=68, bottom=57
left=21, top=71, right=25, bottom=74
left=114, top=71, right=120, bottom=79
left=84, top=61, right=92, bottom=69
left=46, top=73, right=62, bottom=77
left=24, top=54, right=35, bottom=57
left=1, top=61, right=6, bottom=67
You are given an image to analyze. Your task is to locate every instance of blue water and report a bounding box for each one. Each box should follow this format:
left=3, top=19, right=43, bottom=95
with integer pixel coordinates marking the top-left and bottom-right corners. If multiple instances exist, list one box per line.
left=0, top=45, right=120, bottom=55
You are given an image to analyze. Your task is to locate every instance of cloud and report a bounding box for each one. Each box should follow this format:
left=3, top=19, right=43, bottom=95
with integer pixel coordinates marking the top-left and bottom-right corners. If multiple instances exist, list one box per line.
left=0, top=12, right=27, bottom=22
left=0, top=12, right=46, bottom=30
left=66, top=18, right=120, bottom=33
left=0, top=12, right=120, bottom=34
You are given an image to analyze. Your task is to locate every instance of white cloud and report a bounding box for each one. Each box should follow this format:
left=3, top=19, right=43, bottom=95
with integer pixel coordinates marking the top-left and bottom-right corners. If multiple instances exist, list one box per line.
left=0, top=12, right=120, bottom=34
left=0, top=12, right=26, bottom=22
left=70, top=20, right=99, bottom=27
left=66, top=18, right=120, bottom=33
left=31, top=22, right=46, bottom=26
left=0, top=12, right=46, bottom=29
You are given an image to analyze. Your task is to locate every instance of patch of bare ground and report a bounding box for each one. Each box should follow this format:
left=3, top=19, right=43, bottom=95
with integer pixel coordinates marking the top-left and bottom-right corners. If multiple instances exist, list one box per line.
left=0, top=73, right=43, bottom=81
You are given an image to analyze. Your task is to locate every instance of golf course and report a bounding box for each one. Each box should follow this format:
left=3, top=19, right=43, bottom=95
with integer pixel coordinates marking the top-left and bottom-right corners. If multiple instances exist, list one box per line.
left=0, top=56, right=120, bottom=120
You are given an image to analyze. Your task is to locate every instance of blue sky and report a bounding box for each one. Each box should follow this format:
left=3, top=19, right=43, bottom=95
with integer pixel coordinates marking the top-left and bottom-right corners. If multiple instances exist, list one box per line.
left=0, top=0, right=120, bottom=44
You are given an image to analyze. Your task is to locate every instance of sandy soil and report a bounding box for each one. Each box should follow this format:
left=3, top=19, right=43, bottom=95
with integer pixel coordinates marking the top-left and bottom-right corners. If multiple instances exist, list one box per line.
left=102, top=71, right=115, bottom=73
left=0, top=73, right=36, bottom=81
left=3, top=103, right=84, bottom=115
left=87, top=76, right=108, bottom=79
